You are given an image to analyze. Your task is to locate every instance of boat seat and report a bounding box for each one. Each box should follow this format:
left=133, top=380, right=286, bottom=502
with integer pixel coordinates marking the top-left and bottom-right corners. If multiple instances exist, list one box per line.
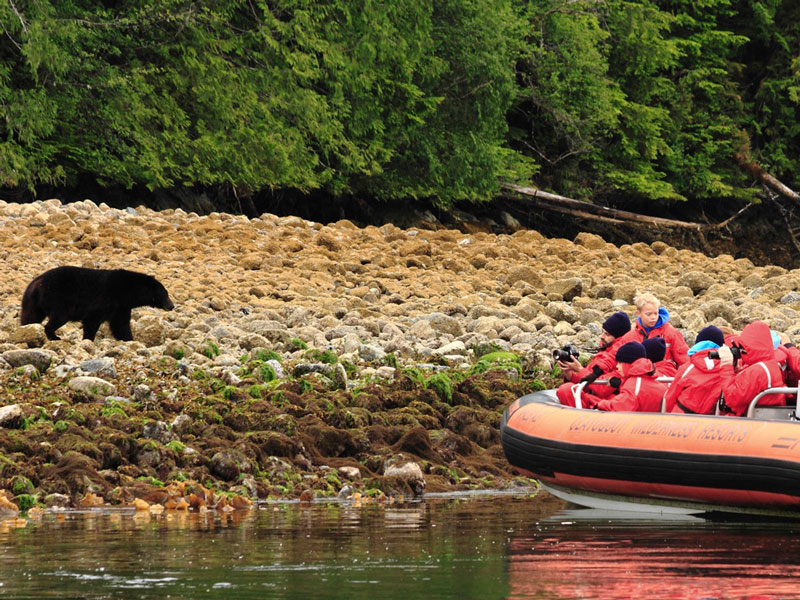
left=751, top=406, right=797, bottom=421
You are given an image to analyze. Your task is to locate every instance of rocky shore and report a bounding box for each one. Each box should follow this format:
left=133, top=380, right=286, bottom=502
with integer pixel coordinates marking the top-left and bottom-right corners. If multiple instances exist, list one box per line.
left=0, top=198, right=799, bottom=513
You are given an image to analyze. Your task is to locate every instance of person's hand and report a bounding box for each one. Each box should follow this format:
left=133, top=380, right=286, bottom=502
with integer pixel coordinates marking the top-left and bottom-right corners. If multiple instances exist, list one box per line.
left=558, top=356, right=582, bottom=376
left=716, top=345, right=734, bottom=367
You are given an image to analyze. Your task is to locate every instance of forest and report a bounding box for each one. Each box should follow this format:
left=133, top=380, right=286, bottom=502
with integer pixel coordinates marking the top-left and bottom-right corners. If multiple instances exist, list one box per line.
left=0, top=0, right=798, bottom=212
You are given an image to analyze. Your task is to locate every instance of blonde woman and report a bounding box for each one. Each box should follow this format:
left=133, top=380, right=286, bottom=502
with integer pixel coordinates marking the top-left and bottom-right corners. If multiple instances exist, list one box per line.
left=621, top=292, right=689, bottom=366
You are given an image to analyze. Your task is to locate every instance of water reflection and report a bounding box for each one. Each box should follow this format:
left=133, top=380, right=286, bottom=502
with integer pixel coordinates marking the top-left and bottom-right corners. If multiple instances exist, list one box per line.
left=2, top=493, right=800, bottom=598
left=509, top=506, right=800, bottom=600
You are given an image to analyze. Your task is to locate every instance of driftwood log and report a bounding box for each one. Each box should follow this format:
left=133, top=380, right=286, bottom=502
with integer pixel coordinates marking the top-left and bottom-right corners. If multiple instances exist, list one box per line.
left=501, top=183, right=704, bottom=230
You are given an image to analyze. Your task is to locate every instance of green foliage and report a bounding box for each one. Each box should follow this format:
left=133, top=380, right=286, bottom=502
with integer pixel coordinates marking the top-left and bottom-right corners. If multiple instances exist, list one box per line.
left=0, top=0, right=530, bottom=205
left=401, top=367, right=427, bottom=387
left=512, top=0, right=786, bottom=203
left=426, top=372, right=454, bottom=403
left=306, top=349, right=338, bottom=364
left=470, top=351, right=522, bottom=376
left=136, top=475, right=165, bottom=488
left=340, top=360, right=358, bottom=379
left=253, top=349, right=281, bottom=363
left=247, top=384, right=266, bottom=399
left=15, top=494, right=38, bottom=512
left=101, top=403, right=128, bottom=420
left=298, top=378, right=313, bottom=394
left=290, top=338, right=308, bottom=351
left=0, top=1, right=798, bottom=207
left=473, top=342, right=504, bottom=360
left=165, top=440, right=185, bottom=453
left=202, top=341, right=220, bottom=359
left=53, top=420, right=69, bottom=434
left=221, top=385, right=238, bottom=401
left=258, top=363, right=277, bottom=382
left=10, top=475, right=34, bottom=496
left=529, top=379, right=546, bottom=392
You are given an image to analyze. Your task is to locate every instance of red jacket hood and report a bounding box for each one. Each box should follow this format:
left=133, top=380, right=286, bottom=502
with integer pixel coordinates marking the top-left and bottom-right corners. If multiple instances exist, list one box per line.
left=621, top=357, right=655, bottom=377
left=736, top=321, right=775, bottom=364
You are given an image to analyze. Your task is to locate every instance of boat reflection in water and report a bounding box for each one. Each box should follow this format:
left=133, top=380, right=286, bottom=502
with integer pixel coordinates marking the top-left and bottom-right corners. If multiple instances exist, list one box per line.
left=507, top=507, right=800, bottom=600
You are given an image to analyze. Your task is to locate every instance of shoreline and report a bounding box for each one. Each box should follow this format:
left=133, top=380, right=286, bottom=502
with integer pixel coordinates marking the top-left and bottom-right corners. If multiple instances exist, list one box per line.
left=1, top=198, right=799, bottom=512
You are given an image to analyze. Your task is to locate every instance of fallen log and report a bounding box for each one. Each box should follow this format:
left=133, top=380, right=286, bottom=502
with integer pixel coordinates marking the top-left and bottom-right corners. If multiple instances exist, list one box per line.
left=735, top=155, right=800, bottom=204
left=501, top=183, right=704, bottom=230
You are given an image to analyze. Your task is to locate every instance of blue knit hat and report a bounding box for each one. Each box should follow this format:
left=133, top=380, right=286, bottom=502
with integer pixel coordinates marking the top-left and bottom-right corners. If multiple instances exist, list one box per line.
left=616, top=341, right=646, bottom=364
left=642, top=337, right=666, bottom=363
left=696, top=325, right=724, bottom=347
left=603, top=311, right=631, bottom=338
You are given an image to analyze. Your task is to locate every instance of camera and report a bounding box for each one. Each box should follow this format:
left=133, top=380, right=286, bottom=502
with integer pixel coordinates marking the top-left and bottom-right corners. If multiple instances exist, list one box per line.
left=709, top=346, right=744, bottom=360
left=553, top=344, right=580, bottom=362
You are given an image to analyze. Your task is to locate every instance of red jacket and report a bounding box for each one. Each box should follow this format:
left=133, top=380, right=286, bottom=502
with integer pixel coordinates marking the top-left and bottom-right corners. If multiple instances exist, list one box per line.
left=621, top=320, right=689, bottom=367
left=653, top=359, right=677, bottom=379
left=776, top=344, right=800, bottom=387
left=556, top=337, right=627, bottom=407
left=664, top=349, right=722, bottom=414
left=596, top=358, right=668, bottom=412
left=720, top=321, right=785, bottom=416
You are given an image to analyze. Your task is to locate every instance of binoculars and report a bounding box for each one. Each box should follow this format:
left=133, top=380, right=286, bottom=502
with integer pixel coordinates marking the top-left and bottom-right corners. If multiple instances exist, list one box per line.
left=709, top=346, right=744, bottom=360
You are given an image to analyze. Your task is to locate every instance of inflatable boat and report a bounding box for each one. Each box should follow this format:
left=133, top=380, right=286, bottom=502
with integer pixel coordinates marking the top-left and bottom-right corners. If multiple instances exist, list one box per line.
left=500, top=384, right=800, bottom=517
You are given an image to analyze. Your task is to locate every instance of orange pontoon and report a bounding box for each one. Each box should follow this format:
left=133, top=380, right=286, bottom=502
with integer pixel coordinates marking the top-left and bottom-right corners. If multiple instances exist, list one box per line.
left=500, top=386, right=800, bottom=517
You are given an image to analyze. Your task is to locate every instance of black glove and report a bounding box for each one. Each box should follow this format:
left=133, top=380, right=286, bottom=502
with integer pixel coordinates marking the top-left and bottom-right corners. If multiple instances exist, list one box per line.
left=579, top=365, right=604, bottom=384
left=609, top=376, right=621, bottom=390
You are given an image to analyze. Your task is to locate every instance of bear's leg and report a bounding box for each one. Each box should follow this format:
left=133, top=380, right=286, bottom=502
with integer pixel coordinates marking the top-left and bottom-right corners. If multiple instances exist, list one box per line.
left=109, top=310, right=133, bottom=341
left=44, top=315, right=67, bottom=340
left=82, top=314, right=104, bottom=340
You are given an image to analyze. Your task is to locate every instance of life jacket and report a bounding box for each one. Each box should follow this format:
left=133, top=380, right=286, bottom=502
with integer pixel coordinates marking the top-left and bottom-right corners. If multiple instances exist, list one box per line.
left=620, top=307, right=690, bottom=367
left=596, top=358, right=667, bottom=412
left=719, top=321, right=785, bottom=416
left=665, top=347, right=722, bottom=414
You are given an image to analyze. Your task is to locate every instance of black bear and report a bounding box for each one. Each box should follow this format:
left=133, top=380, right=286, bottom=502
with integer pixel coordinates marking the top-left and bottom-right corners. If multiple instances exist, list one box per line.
left=20, top=266, right=175, bottom=341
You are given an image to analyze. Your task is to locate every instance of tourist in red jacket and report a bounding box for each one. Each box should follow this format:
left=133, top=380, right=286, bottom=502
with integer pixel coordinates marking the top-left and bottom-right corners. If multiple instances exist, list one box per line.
left=665, top=325, right=725, bottom=414
left=620, top=293, right=689, bottom=367
left=556, top=311, right=631, bottom=407
left=718, top=320, right=785, bottom=416
left=595, top=342, right=668, bottom=412
left=775, top=331, right=800, bottom=388
left=643, top=337, right=677, bottom=378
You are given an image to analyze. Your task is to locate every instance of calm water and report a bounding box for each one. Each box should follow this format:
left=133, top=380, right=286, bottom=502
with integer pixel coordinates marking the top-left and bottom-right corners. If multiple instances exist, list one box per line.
left=2, top=490, right=800, bottom=599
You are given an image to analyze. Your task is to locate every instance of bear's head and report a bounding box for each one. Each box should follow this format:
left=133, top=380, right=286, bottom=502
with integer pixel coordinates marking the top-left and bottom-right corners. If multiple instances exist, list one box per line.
left=150, top=279, right=175, bottom=311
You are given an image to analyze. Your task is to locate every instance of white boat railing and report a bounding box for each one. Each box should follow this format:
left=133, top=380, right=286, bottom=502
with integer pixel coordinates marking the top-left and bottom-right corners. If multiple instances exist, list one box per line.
left=744, top=387, right=800, bottom=419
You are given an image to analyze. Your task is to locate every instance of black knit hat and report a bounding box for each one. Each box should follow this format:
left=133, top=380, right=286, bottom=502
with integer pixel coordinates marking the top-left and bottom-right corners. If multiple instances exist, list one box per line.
left=696, top=325, right=725, bottom=347
left=643, top=337, right=666, bottom=362
left=603, top=311, right=631, bottom=338
left=616, top=341, right=646, bottom=364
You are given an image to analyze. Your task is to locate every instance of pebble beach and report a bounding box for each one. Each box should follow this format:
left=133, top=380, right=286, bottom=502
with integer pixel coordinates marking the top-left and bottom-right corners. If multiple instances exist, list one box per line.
left=0, top=198, right=798, bottom=513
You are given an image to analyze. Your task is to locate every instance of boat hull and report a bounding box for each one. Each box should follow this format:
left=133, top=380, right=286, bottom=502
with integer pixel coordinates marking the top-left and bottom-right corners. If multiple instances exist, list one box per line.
left=500, top=391, right=800, bottom=516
